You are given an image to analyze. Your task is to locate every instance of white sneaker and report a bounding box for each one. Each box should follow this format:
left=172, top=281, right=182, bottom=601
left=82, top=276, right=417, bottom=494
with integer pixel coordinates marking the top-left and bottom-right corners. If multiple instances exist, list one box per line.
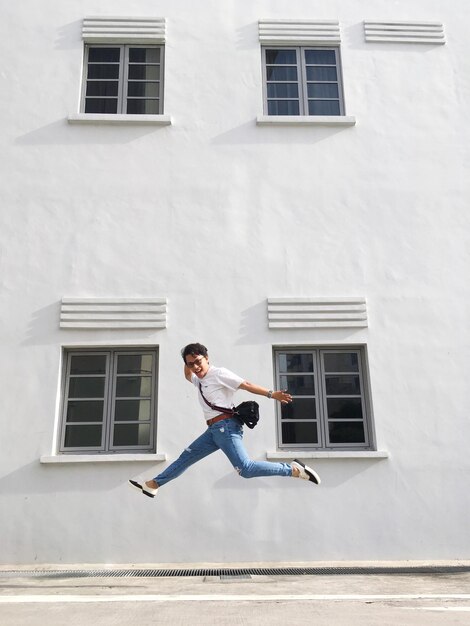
left=292, top=460, right=321, bottom=485
left=128, top=479, right=158, bottom=498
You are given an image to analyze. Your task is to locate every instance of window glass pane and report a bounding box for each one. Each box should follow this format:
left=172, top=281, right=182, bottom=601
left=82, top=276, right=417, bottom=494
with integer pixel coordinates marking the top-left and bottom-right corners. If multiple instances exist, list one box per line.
left=281, top=398, right=316, bottom=420
left=323, top=352, right=359, bottom=372
left=308, top=100, right=340, bottom=115
left=88, top=47, right=120, bottom=63
left=128, top=65, right=160, bottom=80
left=267, top=100, right=300, bottom=115
left=64, top=425, right=102, bottom=448
left=117, top=355, right=153, bottom=375
left=87, top=64, right=120, bottom=80
left=127, top=82, right=160, bottom=98
left=86, top=81, right=119, bottom=97
left=68, top=377, right=105, bottom=398
left=266, top=49, right=297, bottom=64
left=329, top=422, right=365, bottom=444
left=129, top=48, right=160, bottom=63
left=116, top=376, right=152, bottom=397
left=307, top=83, right=339, bottom=99
left=282, top=422, right=318, bottom=445
left=266, top=66, right=298, bottom=81
left=70, top=355, right=107, bottom=375
left=280, top=375, right=315, bottom=395
left=278, top=353, right=314, bottom=373
left=306, top=66, right=338, bottom=82
left=115, top=399, right=151, bottom=422
left=126, top=99, right=160, bottom=114
left=113, top=423, right=150, bottom=446
left=325, top=375, right=360, bottom=395
left=66, top=400, right=104, bottom=423
left=304, top=49, right=337, bottom=65
left=85, top=98, right=118, bottom=114
left=327, top=398, right=363, bottom=420
left=267, top=83, right=299, bottom=98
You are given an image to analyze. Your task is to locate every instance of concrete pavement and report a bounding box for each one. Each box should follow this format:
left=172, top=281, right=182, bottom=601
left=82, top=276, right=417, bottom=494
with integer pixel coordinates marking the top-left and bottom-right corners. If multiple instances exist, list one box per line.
left=1, top=562, right=469, bottom=625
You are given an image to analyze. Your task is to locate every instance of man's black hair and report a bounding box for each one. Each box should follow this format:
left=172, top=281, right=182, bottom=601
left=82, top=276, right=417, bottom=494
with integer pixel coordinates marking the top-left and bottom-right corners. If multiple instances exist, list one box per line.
left=181, top=343, right=208, bottom=363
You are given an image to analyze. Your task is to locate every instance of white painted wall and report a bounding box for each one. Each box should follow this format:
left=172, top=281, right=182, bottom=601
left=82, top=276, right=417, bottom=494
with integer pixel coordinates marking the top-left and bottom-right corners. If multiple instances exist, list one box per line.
left=1, top=0, right=469, bottom=565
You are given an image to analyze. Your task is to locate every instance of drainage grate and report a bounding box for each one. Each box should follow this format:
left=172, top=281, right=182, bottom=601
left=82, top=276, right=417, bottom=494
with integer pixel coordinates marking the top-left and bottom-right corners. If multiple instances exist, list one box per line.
left=0, top=565, right=469, bottom=579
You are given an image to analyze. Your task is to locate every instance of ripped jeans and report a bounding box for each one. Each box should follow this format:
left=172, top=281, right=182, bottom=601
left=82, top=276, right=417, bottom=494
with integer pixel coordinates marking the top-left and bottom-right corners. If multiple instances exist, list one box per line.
left=153, top=417, right=292, bottom=487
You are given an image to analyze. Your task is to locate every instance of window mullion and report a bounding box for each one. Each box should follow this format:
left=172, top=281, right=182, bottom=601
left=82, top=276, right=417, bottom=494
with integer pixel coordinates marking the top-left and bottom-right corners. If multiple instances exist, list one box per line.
left=119, top=45, right=127, bottom=114
left=103, top=351, right=116, bottom=451
left=317, top=351, right=328, bottom=447
left=298, top=47, right=308, bottom=115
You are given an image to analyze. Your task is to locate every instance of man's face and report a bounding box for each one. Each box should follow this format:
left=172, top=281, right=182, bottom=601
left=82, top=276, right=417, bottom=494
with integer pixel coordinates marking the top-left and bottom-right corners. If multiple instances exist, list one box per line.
left=185, top=353, right=210, bottom=378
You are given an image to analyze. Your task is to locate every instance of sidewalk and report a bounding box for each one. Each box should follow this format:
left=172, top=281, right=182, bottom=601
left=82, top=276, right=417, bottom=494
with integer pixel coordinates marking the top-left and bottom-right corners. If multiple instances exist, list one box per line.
left=1, top=562, right=469, bottom=626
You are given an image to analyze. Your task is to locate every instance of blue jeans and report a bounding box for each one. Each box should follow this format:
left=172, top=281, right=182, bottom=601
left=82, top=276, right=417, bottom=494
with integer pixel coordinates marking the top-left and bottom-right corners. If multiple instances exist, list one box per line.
left=154, top=417, right=293, bottom=487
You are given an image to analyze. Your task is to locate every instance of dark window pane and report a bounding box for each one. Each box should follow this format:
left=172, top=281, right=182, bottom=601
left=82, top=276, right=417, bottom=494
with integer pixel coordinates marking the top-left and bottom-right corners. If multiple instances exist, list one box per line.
left=66, top=400, right=104, bottom=423
left=267, top=100, right=300, bottom=115
left=325, top=375, right=360, bottom=395
left=324, top=352, right=359, bottom=373
left=70, top=355, right=106, bottom=375
left=278, top=353, right=314, bottom=373
left=116, top=376, right=151, bottom=397
left=307, top=83, right=339, bottom=99
left=127, top=82, right=160, bottom=98
left=126, top=99, right=160, bottom=114
left=86, top=81, right=119, bottom=97
left=64, top=425, right=102, bottom=448
left=280, top=375, right=315, bottom=395
left=281, top=398, right=316, bottom=420
left=128, top=65, right=160, bottom=80
left=88, top=47, right=120, bottom=63
left=87, top=64, right=120, bottom=79
left=85, top=98, right=118, bottom=114
left=304, top=49, right=337, bottom=65
left=282, top=422, right=318, bottom=445
left=267, top=83, right=299, bottom=98
left=327, top=398, right=363, bottom=420
left=68, top=377, right=105, bottom=398
left=308, top=100, right=340, bottom=115
left=266, top=66, right=298, bottom=81
left=266, top=49, right=297, bottom=64
left=129, top=48, right=160, bottom=63
left=113, top=423, right=150, bottom=446
left=117, top=355, right=153, bottom=375
left=329, top=422, right=365, bottom=444
left=306, top=66, right=338, bottom=81
left=115, top=399, right=151, bottom=422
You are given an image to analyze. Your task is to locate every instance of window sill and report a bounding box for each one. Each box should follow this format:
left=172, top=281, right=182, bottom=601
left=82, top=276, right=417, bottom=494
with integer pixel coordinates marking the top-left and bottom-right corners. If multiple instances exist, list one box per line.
left=267, top=450, right=389, bottom=460
left=40, top=453, right=167, bottom=464
left=67, top=114, right=172, bottom=126
left=256, top=115, right=356, bottom=127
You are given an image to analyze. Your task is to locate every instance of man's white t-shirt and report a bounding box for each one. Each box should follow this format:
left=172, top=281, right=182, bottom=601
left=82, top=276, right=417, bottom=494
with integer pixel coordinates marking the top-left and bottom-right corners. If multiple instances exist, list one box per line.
left=192, top=366, right=244, bottom=421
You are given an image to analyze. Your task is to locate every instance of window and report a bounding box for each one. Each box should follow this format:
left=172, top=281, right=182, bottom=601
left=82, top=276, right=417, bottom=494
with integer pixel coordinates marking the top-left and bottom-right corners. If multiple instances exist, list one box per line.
left=82, top=45, right=164, bottom=114
left=262, top=47, right=345, bottom=116
left=60, top=349, right=158, bottom=453
left=274, top=348, right=373, bottom=449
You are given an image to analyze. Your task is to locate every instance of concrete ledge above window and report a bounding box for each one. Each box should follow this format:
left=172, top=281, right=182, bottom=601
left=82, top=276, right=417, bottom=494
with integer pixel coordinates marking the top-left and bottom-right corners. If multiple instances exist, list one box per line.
left=40, top=453, right=167, bottom=464
left=68, top=114, right=172, bottom=125
left=267, top=451, right=389, bottom=460
left=256, top=115, right=356, bottom=126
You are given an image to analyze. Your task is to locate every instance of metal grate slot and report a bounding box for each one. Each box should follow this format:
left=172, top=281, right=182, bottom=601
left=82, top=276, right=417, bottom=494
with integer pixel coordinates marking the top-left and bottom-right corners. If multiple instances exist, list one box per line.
left=1, top=565, right=469, bottom=579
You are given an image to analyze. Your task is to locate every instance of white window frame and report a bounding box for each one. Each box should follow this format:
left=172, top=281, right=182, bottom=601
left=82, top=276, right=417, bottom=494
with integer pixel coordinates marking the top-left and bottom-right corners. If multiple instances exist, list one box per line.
left=262, top=46, right=346, bottom=117
left=81, top=44, right=164, bottom=115
left=274, top=347, right=374, bottom=450
left=59, top=348, right=158, bottom=454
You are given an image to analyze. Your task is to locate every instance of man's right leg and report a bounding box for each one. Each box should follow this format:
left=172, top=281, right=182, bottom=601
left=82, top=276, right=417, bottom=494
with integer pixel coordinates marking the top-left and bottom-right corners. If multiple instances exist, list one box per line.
left=151, top=428, right=219, bottom=488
